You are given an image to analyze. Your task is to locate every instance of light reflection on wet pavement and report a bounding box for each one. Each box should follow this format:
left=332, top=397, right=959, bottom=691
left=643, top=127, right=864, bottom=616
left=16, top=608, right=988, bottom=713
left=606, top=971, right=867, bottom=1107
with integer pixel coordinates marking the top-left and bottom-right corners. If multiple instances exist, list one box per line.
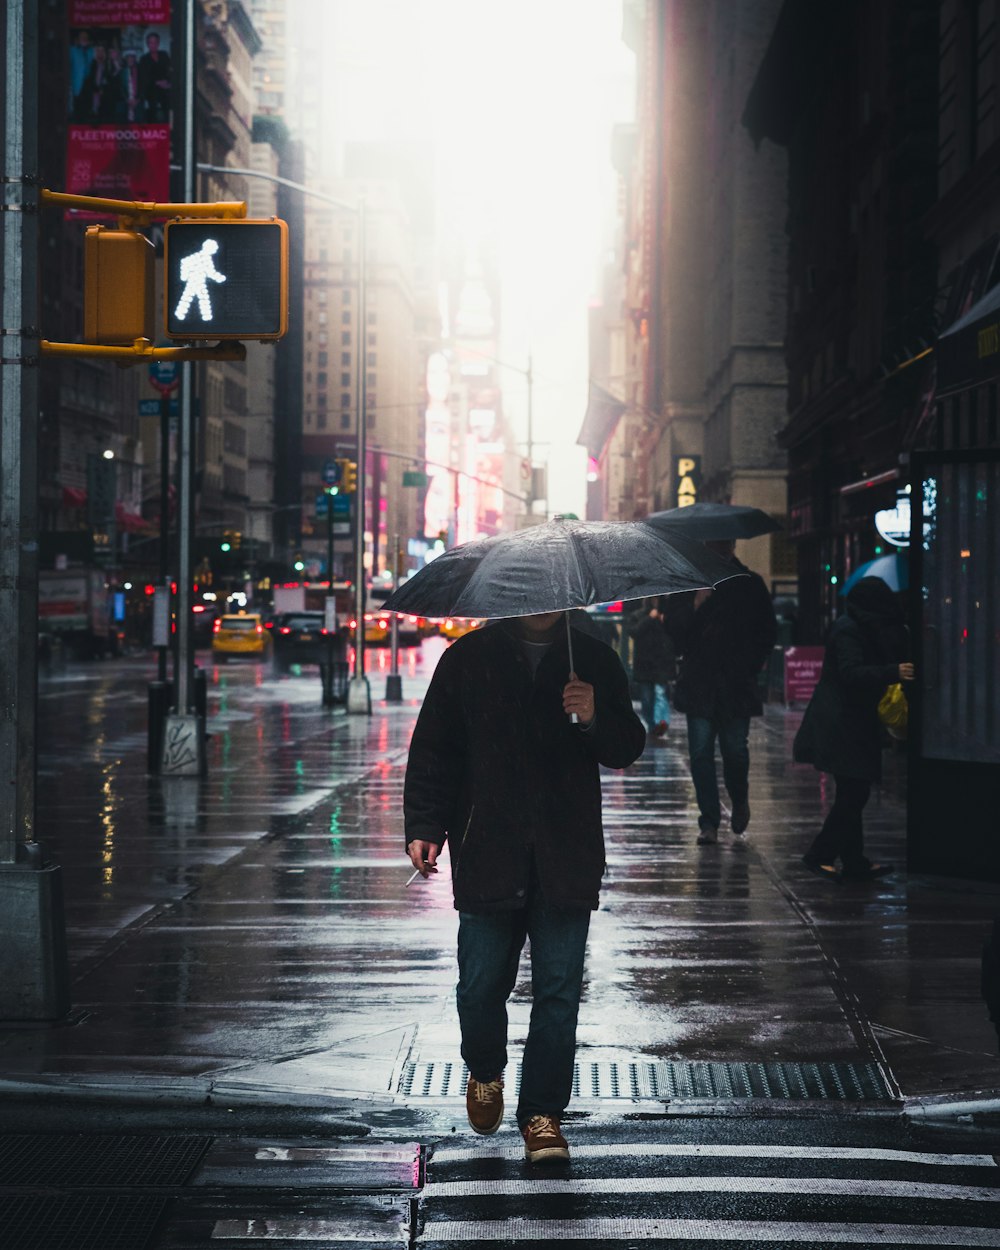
left=1, top=638, right=996, bottom=1115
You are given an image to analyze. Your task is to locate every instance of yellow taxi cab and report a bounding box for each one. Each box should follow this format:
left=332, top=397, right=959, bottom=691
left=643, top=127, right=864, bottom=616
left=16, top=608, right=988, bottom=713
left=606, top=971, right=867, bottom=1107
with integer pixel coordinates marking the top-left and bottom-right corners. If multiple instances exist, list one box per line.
left=212, top=611, right=270, bottom=661
left=437, top=617, right=486, bottom=641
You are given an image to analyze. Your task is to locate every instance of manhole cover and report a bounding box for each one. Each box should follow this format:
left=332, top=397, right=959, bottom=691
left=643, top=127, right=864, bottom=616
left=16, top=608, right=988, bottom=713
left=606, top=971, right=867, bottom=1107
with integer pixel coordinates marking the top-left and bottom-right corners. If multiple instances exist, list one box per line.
left=400, top=1059, right=892, bottom=1101
left=0, top=1134, right=212, bottom=1188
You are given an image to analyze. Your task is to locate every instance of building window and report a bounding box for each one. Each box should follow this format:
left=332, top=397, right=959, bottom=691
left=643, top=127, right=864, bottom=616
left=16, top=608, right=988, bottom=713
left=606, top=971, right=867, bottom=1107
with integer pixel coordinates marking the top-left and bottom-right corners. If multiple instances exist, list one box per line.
left=317, top=371, right=327, bottom=387
left=317, top=393, right=327, bottom=411
left=341, top=413, right=351, bottom=430
left=367, top=352, right=376, bottom=366
left=342, top=332, right=350, bottom=345
left=318, top=290, right=327, bottom=304
left=367, top=372, right=376, bottom=388
left=318, top=333, right=327, bottom=346
left=306, top=372, right=312, bottom=383
left=317, top=412, right=327, bottom=430
left=367, top=333, right=376, bottom=346
left=342, top=289, right=351, bottom=303
left=341, top=392, right=351, bottom=409
left=342, top=312, right=351, bottom=325
left=366, top=393, right=375, bottom=407
left=319, top=248, right=328, bottom=263
left=318, top=312, right=327, bottom=325
left=317, top=351, right=328, bottom=367
left=342, top=372, right=351, bottom=386
left=367, top=312, right=376, bottom=324
left=341, top=352, right=350, bottom=365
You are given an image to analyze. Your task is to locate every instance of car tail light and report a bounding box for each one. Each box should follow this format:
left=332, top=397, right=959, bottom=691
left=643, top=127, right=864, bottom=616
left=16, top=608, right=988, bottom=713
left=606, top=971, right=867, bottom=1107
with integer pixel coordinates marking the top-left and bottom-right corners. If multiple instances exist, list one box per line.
left=255, top=623, right=263, bottom=634
left=213, top=619, right=221, bottom=633
left=264, top=621, right=274, bottom=629
left=445, top=619, right=454, bottom=629
left=378, top=618, right=388, bottom=629
left=406, top=615, right=417, bottom=623
left=348, top=618, right=358, bottom=630
left=320, top=628, right=329, bottom=635
left=279, top=626, right=291, bottom=634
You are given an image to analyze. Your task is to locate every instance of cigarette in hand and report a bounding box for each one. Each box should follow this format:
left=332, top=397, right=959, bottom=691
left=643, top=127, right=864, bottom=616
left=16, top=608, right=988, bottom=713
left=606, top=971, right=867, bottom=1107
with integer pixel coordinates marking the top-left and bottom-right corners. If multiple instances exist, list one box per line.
left=405, top=868, right=422, bottom=887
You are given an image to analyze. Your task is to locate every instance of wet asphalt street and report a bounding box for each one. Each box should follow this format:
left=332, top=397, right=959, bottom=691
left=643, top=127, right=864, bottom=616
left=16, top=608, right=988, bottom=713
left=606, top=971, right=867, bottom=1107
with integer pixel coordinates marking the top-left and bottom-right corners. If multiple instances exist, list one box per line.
left=2, top=637, right=1000, bottom=1246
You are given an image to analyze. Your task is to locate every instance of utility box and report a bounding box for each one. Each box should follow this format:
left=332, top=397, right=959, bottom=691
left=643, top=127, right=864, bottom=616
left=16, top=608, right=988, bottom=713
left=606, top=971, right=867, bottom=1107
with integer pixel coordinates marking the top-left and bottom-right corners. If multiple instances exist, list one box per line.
left=84, top=225, right=155, bottom=345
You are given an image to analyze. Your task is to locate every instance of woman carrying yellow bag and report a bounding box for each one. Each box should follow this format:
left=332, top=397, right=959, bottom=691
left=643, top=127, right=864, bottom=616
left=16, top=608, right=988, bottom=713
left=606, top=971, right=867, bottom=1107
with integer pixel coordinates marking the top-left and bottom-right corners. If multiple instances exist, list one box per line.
left=793, top=577, right=914, bottom=881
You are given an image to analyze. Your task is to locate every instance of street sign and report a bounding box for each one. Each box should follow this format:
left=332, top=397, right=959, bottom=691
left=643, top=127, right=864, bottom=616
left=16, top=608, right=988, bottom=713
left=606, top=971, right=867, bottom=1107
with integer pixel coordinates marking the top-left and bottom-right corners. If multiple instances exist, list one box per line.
left=139, top=398, right=179, bottom=417
left=148, top=358, right=179, bottom=395
left=164, top=218, right=289, bottom=341
left=402, top=470, right=429, bottom=488
left=315, top=493, right=328, bottom=518
left=323, top=460, right=342, bottom=487
left=332, top=494, right=350, bottom=514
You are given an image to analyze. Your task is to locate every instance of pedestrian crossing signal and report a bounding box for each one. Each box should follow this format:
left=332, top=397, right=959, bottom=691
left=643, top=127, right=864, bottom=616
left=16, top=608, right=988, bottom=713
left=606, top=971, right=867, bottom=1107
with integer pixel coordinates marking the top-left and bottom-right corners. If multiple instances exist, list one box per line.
left=164, top=218, right=288, bottom=341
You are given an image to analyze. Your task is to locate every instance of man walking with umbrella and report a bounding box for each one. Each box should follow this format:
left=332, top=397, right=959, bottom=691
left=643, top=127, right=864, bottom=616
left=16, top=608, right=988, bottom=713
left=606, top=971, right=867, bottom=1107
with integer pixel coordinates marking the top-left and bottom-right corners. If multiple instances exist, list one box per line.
left=404, top=609, right=645, bottom=1162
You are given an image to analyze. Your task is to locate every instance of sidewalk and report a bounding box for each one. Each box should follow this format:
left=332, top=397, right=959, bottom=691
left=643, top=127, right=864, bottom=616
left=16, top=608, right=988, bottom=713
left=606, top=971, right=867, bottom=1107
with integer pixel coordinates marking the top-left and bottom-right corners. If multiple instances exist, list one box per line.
left=1, top=643, right=998, bottom=1135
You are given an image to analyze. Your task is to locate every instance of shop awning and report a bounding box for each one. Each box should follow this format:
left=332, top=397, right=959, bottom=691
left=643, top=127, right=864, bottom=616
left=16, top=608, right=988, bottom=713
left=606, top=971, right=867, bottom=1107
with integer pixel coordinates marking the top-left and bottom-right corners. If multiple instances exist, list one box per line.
left=61, top=485, right=87, bottom=508
left=936, top=282, right=1000, bottom=396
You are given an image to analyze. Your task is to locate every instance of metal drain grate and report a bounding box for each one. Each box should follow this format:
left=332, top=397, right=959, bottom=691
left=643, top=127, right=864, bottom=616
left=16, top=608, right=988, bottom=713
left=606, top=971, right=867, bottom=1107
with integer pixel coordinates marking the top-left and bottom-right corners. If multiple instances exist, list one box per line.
left=400, top=1060, right=892, bottom=1102
left=0, top=1134, right=212, bottom=1189
left=0, top=1194, right=167, bottom=1250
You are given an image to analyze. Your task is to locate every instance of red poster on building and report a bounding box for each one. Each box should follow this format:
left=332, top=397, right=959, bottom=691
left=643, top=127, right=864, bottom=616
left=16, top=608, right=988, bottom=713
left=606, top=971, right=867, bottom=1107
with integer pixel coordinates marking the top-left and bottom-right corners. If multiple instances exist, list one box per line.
left=784, top=646, right=825, bottom=705
left=67, top=1, right=171, bottom=203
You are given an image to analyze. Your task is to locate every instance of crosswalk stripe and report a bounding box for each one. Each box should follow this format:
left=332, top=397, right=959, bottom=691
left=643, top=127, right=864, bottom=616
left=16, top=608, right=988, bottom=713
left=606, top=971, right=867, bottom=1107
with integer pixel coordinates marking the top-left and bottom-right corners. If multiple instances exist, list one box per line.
left=424, top=1174, right=1000, bottom=1202
left=418, top=1219, right=1000, bottom=1245
left=431, top=1142, right=998, bottom=1167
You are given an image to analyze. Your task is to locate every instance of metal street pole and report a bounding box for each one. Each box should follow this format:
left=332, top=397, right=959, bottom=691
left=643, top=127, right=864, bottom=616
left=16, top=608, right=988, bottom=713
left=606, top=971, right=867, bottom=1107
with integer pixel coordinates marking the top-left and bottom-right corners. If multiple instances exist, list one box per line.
left=385, top=532, right=402, bottom=702
left=161, top=0, right=205, bottom=775
left=346, top=197, right=371, bottom=713
left=0, top=0, right=70, bottom=1019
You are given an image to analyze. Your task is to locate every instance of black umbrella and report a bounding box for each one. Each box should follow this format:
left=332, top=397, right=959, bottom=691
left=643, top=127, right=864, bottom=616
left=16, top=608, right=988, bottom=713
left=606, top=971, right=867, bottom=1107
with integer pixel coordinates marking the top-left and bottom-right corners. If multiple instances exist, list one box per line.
left=381, top=517, right=742, bottom=620
left=644, top=502, right=781, bottom=541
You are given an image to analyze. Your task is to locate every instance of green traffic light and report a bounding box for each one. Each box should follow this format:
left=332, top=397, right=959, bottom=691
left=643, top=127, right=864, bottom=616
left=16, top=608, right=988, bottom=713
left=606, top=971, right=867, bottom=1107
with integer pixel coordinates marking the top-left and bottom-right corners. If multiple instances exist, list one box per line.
left=220, top=542, right=231, bottom=553
left=293, top=560, right=305, bottom=572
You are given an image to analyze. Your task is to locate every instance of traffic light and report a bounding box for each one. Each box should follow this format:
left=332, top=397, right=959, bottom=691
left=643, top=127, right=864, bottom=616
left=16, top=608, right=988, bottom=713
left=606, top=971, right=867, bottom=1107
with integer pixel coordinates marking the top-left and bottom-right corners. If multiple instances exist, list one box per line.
left=84, top=225, right=155, bottom=345
left=164, top=218, right=289, bottom=341
left=337, top=459, right=358, bottom=494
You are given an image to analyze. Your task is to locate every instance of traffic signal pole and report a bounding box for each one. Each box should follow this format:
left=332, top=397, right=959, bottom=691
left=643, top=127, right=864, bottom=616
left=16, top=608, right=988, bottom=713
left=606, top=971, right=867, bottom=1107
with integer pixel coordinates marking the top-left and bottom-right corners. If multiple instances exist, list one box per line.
left=160, top=0, right=204, bottom=776
left=0, top=0, right=70, bottom=1018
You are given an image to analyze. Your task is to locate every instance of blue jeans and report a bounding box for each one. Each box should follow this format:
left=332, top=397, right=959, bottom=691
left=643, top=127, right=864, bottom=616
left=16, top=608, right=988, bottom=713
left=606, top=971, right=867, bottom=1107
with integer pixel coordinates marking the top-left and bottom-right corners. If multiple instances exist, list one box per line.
left=636, top=681, right=671, bottom=731
left=686, top=714, right=750, bottom=832
left=457, top=895, right=591, bottom=1127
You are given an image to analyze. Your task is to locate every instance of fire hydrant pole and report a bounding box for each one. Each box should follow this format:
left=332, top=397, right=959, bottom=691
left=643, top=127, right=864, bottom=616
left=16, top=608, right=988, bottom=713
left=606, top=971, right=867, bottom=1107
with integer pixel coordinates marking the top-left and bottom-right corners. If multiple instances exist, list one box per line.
left=385, top=533, right=402, bottom=702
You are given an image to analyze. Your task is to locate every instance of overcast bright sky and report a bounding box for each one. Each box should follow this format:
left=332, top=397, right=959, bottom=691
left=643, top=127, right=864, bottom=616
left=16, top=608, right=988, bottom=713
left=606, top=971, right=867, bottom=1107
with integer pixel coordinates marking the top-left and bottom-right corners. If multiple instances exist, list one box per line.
left=301, top=0, right=635, bottom=517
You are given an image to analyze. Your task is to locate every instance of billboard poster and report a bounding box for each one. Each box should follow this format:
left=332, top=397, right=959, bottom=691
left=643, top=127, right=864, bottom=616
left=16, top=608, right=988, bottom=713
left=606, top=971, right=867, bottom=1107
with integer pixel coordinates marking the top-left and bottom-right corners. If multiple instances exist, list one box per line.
left=67, top=0, right=172, bottom=204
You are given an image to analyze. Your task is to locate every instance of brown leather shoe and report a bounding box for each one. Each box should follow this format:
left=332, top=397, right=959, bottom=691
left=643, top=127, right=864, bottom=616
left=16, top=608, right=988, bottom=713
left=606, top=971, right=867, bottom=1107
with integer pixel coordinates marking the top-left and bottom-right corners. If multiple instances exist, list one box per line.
left=521, top=1114, right=570, bottom=1162
left=466, top=1076, right=504, bottom=1134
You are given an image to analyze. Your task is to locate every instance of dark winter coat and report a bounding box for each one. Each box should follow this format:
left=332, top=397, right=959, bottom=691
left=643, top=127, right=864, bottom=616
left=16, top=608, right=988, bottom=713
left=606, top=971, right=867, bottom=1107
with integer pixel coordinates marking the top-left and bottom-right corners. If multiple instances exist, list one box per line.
left=625, top=607, right=676, bottom=684
left=792, top=580, right=906, bottom=782
left=662, top=559, right=777, bottom=720
left=403, top=620, right=645, bottom=913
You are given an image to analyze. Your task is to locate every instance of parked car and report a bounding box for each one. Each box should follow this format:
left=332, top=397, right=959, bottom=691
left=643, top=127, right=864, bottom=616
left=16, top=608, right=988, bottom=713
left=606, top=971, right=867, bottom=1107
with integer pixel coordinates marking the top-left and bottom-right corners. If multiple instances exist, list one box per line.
left=366, top=586, right=422, bottom=646
left=212, top=612, right=270, bottom=662
left=270, top=611, right=339, bottom=670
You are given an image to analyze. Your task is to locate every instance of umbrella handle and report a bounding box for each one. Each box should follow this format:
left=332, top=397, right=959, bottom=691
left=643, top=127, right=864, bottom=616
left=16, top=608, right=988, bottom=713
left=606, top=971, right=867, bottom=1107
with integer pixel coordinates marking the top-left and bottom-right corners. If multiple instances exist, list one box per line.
left=566, top=615, right=579, bottom=724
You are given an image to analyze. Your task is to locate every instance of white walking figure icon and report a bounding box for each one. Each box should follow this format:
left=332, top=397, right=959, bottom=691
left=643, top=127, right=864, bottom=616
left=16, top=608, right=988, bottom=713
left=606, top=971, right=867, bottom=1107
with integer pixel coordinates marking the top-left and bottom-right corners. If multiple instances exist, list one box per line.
left=174, top=238, right=226, bottom=322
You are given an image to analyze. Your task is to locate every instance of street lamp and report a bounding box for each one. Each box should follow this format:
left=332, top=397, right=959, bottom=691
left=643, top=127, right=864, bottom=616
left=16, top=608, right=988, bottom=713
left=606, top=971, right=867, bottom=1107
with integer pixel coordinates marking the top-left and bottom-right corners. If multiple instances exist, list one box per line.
left=194, top=163, right=371, bottom=715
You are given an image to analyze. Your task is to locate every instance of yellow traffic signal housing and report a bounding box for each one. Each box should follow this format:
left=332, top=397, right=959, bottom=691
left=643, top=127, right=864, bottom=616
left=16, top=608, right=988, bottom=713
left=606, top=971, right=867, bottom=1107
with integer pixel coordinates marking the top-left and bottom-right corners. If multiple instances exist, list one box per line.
left=164, top=218, right=288, bottom=341
left=84, top=226, right=155, bottom=345
left=337, top=459, right=358, bottom=493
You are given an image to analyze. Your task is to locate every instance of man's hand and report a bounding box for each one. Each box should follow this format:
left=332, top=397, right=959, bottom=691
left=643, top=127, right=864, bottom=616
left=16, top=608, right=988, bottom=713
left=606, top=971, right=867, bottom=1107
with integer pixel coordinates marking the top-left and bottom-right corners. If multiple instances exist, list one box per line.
left=407, top=840, right=440, bottom=878
left=563, top=674, right=595, bottom=726
left=898, top=662, right=915, bottom=682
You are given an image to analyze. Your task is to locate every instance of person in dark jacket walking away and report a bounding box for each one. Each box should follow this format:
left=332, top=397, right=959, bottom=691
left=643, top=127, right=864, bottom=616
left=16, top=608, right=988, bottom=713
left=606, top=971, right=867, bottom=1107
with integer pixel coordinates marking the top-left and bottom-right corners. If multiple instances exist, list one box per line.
left=625, top=598, right=676, bottom=739
left=794, top=577, right=913, bottom=880
left=662, top=541, right=777, bottom=845
left=404, top=611, right=645, bottom=1162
